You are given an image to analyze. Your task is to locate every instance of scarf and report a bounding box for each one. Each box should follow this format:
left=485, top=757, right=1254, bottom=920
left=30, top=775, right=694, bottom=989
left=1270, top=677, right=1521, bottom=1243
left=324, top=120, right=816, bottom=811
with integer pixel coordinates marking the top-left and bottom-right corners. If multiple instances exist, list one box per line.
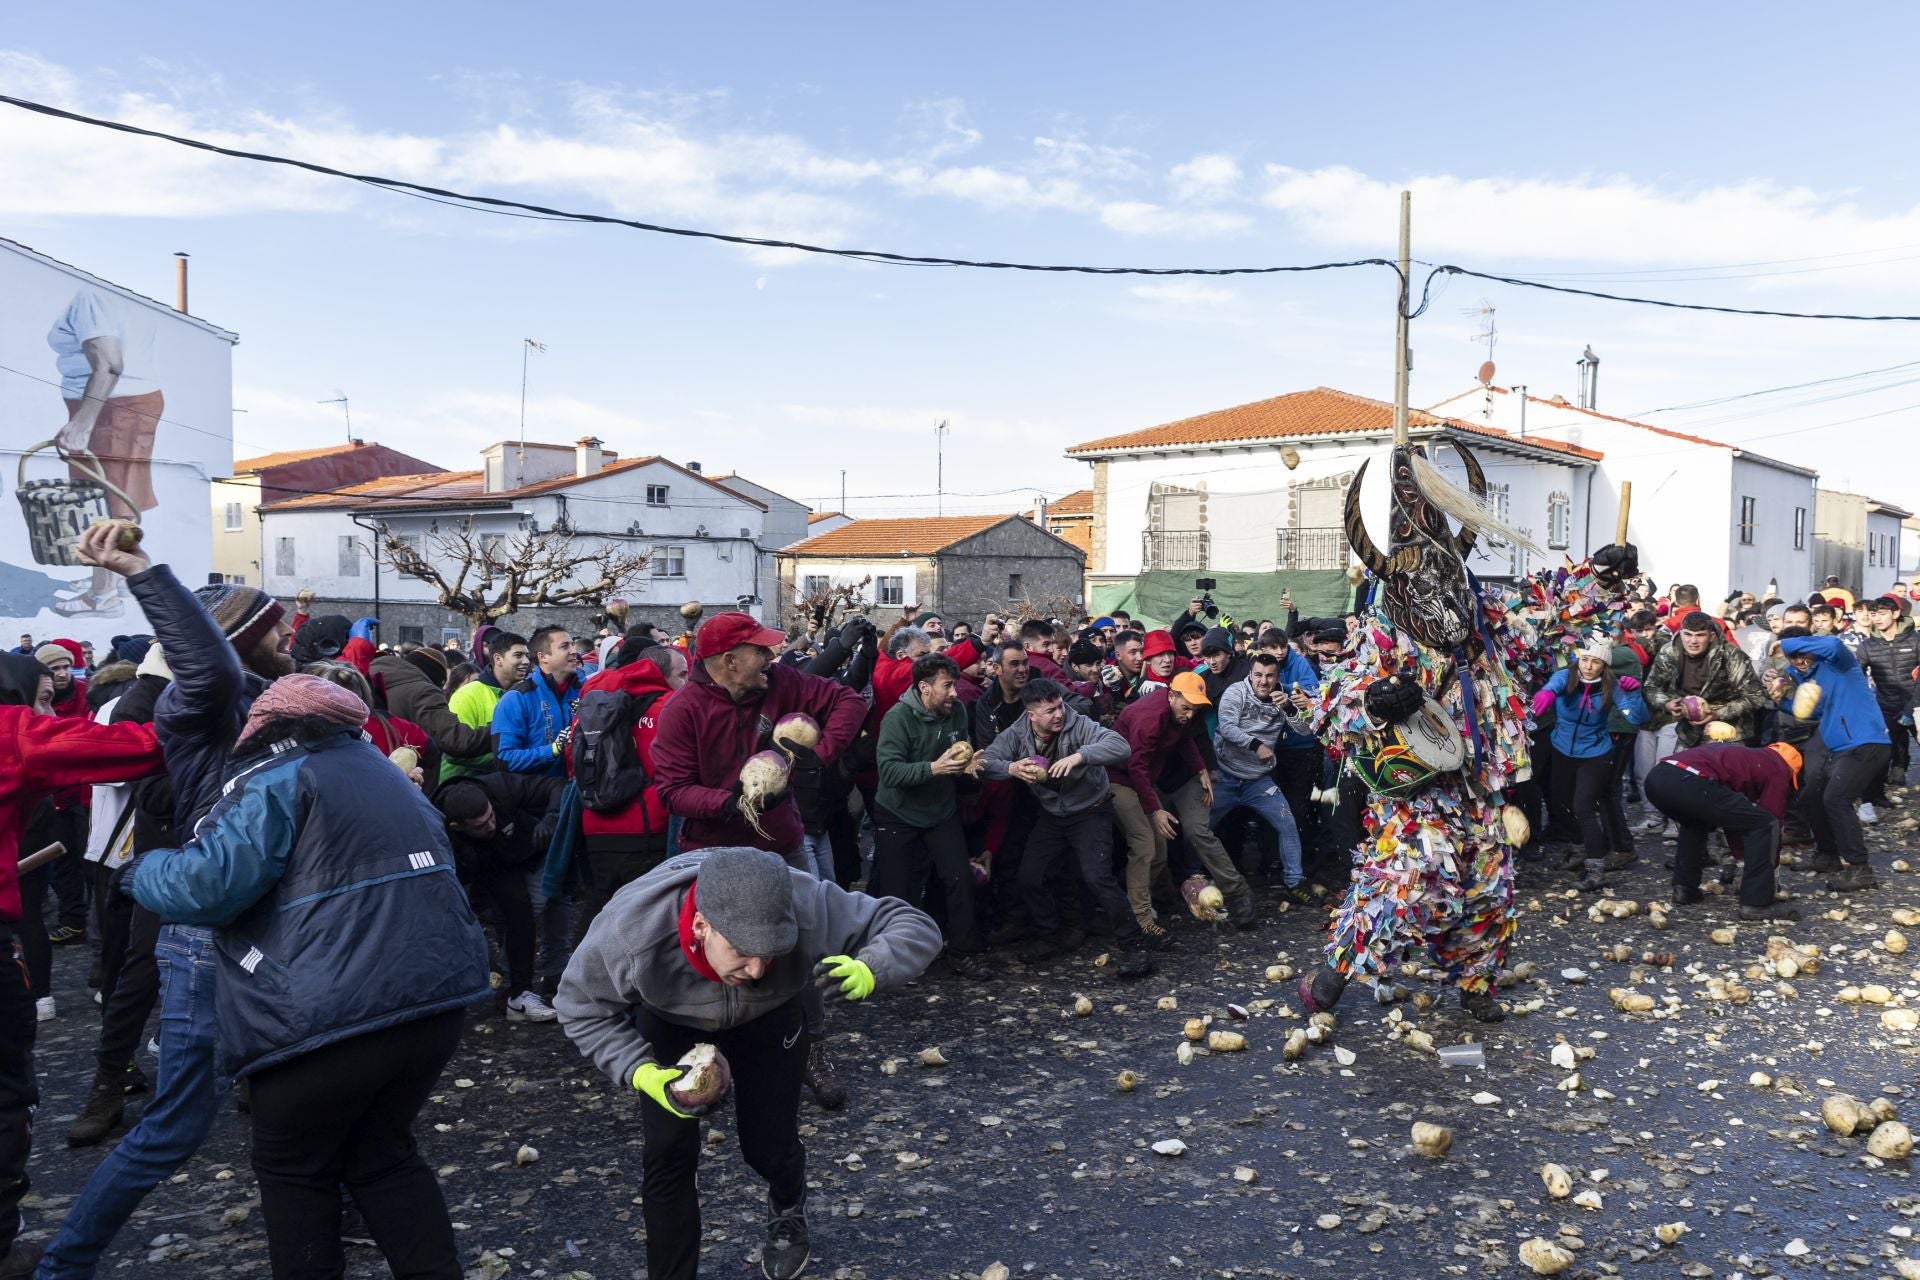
left=677, top=887, right=721, bottom=983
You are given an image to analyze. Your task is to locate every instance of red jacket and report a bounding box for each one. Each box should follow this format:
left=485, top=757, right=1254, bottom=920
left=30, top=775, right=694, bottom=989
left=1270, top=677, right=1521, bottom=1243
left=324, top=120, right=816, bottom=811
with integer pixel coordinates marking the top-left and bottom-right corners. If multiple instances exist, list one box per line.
left=1662, top=610, right=1735, bottom=643
left=1108, top=687, right=1206, bottom=816
left=1, top=709, right=162, bottom=923
left=870, top=651, right=914, bottom=732
left=566, top=659, right=674, bottom=842
left=653, top=659, right=867, bottom=854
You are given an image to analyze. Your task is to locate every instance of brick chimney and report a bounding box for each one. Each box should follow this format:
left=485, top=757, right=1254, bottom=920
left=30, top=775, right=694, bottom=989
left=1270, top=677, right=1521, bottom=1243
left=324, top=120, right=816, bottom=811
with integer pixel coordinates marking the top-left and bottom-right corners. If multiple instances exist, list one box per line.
left=576, top=436, right=603, bottom=477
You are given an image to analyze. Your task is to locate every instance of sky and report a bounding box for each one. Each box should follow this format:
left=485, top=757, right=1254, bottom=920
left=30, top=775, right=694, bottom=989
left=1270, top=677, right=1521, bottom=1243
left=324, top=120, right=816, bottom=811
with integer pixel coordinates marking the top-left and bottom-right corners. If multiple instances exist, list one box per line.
left=6, top=4, right=1920, bottom=519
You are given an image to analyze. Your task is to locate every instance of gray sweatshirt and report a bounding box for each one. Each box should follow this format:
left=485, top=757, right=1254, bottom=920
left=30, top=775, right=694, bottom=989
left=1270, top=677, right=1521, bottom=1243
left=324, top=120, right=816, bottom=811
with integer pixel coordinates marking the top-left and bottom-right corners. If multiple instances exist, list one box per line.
left=556, top=850, right=942, bottom=1087
left=1213, top=677, right=1292, bottom=780
left=978, top=705, right=1130, bottom=816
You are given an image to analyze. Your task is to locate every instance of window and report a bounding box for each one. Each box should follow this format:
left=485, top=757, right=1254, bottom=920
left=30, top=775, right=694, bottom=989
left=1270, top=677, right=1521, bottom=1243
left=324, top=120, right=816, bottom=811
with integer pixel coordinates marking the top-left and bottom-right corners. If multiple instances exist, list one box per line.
left=1738, top=496, right=1756, bottom=545
left=1547, top=492, right=1571, bottom=551
left=398, top=626, right=425, bottom=646
left=479, top=532, right=506, bottom=566
left=646, top=484, right=670, bottom=507
left=274, top=537, right=295, bottom=577
left=877, top=575, right=904, bottom=606
left=228, top=573, right=246, bottom=585
left=1008, top=573, right=1023, bottom=600
left=1794, top=507, right=1807, bottom=551
left=802, top=575, right=829, bottom=597
left=223, top=501, right=243, bottom=531
left=649, top=546, right=686, bottom=578
left=1871, top=536, right=1880, bottom=566
left=337, top=535, right=361, bottom=577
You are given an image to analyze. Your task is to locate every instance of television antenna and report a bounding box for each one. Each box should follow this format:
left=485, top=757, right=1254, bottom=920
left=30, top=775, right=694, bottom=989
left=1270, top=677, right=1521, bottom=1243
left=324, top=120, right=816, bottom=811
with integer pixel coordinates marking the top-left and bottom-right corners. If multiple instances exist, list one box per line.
left=1461, top=300, right=1497, bottom=362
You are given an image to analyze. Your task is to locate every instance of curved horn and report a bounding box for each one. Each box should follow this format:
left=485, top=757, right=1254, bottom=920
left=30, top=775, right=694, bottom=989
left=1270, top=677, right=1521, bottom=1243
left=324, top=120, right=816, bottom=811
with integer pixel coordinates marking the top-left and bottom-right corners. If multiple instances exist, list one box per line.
left=1344, top=459, right=1390, bottom=577
left=1391, top=445, right=1452, bottom=544
left=1454, top=443, right=1487, bottom=558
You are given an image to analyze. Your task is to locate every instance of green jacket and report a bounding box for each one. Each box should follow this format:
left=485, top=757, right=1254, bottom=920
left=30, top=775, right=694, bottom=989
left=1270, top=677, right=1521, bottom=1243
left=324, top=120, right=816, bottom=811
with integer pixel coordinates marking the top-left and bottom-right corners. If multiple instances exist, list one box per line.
left=1606, top=641, right=1646, bottom=735
left=441, top=676, right=506, bottom=781
left=875, top=685, right=972, bottom=828
left=1644, top=629, right=1768, bottom=748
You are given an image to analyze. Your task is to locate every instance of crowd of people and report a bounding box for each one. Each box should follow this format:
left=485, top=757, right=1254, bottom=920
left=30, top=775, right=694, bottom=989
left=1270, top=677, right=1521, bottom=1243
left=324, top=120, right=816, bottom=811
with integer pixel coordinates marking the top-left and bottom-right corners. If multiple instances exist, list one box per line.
left=2, top=518, right=1917, bottom=1280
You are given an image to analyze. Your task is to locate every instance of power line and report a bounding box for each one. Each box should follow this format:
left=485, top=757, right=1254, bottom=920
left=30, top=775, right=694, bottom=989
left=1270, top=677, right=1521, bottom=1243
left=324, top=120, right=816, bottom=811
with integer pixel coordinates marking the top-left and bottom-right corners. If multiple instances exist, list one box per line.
left=1426, top=265, right=1920, bottom=323
left=1632, top=358, right=1920, bottom=416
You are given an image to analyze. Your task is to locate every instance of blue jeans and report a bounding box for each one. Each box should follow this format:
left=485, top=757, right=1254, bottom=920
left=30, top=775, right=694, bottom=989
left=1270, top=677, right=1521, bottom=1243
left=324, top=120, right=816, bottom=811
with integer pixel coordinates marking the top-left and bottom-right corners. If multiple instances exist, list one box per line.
left=664, top=814, right=684, bottom=858
left=38, top=926, right=227, bottom=1280
left=798, top=831, right=835, bottom=886
left=1209, top=770, right=1304, bottom=886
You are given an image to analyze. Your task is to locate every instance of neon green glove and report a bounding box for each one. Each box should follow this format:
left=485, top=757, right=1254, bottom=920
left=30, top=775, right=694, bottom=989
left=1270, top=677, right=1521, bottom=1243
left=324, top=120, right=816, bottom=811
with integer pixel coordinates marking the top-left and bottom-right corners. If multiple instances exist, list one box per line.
left=631, top=1062, right=700, bottom=1118
left=813, top=954, right=874, bottom=1003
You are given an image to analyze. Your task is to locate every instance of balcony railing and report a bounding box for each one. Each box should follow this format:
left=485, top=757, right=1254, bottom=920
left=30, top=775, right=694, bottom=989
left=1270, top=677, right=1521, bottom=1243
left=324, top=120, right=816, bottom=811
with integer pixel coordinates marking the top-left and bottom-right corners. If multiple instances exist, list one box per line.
left=1142, top=529, right=1209, bottom=572
left=1276, top=526, right=1349, bottom=571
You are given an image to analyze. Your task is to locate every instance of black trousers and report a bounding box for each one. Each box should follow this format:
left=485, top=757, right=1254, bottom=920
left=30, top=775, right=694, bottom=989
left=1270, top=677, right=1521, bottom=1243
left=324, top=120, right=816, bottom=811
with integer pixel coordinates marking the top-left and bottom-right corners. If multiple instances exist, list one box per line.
left=468, top=861, right=537, bottom=996
left=635, top=997, right=808, bottom=1280
left=1644, top=763, right=1782, bottom=907
left=870, top=808, right=981, bottom=953
left=1600, top=733, right=1637, bottom=854
left=1885, top=707, right=1914, bottom=783
left=96, top=898, right=162, bottom=1075
left=47, top=806, right=89, bottom=932
left=1020, top=800, right=1137, bottom=941
left=248, top=1008, right=467, bottom=1280
left=577, top=835, right=669, bottom=942
left=1549, top=748, right=1615, bottom=863
left=1271, top=746, right=1321, bottom=859
left=0, top=930, right=34, bottom=1258
left=16, top=865, right=50, bottom=1000
left=1803, top=738, right=1893, bottom=866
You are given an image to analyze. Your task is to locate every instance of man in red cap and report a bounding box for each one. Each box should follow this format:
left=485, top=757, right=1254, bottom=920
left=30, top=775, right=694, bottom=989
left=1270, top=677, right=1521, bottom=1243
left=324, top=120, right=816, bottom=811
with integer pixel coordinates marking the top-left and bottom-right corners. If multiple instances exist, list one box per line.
left=651, top=612, right=868, bottom=1109
left=1138, top=629, right=1184, bottom=691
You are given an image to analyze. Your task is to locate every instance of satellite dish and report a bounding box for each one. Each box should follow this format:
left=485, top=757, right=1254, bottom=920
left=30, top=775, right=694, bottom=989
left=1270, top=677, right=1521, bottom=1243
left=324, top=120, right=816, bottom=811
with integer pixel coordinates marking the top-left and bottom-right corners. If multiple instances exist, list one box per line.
left=1477, top=361, right=1496, bottom=387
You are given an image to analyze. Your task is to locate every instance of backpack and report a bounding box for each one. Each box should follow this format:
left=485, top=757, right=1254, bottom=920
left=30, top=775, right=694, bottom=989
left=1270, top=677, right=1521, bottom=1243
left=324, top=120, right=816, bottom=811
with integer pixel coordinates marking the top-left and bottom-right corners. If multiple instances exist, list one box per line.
left=573, top=688, right=663, bottom=813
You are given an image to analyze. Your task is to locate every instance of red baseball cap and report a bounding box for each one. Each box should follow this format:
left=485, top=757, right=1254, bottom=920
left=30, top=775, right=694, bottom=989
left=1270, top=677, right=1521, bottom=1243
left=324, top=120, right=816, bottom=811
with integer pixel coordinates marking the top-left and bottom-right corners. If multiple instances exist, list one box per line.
left=1141, top=629, right=1176, bottom=658
left=695, top=611, right=786, bottom=658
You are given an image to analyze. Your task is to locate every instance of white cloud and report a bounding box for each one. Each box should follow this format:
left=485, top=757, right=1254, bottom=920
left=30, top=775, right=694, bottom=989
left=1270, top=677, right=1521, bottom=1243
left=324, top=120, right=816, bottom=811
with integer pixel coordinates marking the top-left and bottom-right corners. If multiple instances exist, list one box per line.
left=1126, top=281, right=1237, bottom=307
left=1169, top=153, right=1241, bottom=203
left=1099, top=201, right=1250, bottom=237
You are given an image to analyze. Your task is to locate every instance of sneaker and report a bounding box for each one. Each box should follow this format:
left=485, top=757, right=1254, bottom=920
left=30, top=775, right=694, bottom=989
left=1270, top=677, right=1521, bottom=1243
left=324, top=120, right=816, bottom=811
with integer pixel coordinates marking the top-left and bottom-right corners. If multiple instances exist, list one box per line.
left=1661, top=822, right=1678, bottom=839
left=49, top=923, right=85, bottom=946
left=1671, top=885, right=1705, bottom=906
left=505, top=990, right=558, bottom=1023
left=1738, top=902, right=1803, bottom=922
left=0, top=1241, right=44, bottom=1280
left=1281, top=883, right=1317, bottom=907
left=945, top=952, right=993, bottom=981
left=122, top=1063, right=150, bottom=1096
left=1859, top=803, right=1880, bottom=825
left=36, top=996, right=55, bottom=1022
left=1634, top=814, right=1666, bottom=835
left=762, top=1195, right=811, bottom=1280
left=1603, top=849, right=1637, bottom=871
left=1808, top=853, right=1843, bottom=875
left=1137, top=920, right=1176, bottom=952
left=1828, top=864, right=1880, bottom=893
left=1114, top=951, right=1155, bottom=980
left=803, top=1037, right=846, bottom=1112
left=67, top=1069, right=127, bottom=1147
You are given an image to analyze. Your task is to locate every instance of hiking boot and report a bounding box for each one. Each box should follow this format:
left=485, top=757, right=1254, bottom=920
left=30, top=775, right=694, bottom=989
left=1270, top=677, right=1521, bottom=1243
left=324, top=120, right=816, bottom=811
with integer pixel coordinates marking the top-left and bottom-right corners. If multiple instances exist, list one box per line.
left=1671, top=885, right=1705, bottom=906
left=0, top=1241, right=44, bottom=1280
left=1603, top=849, right=1637, bottom=871
left=945, top=951, right=993, bottom=981
left=506, top=990, right=558, bottom=1023
left=49, top=923, right=85, bottom=946
left=1460, top=987, right=1505, bottom=1023
left=803, top=1037, right=846, bottom=1112
left=67, top=1069, right=127, bottom=1147
left=1738, top=902, right=1803, bottom=922
left=1827, top=864, right=1880, bottom=893
left=762, top=1194, right=811, bottom=1280
left=1808, top=853, right=1842, bottom=875
left=1137, top=920, right=1176, bottom=952
left=1019, top=937, right=1068, bottom=965
left=987, top=922, right=1033, bottom=947
left=1114, top=950, right=1155, bottom=980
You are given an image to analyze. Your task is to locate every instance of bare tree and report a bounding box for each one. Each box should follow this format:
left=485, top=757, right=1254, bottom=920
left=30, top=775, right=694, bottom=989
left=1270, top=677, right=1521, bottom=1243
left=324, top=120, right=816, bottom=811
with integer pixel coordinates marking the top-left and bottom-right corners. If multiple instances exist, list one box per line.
left=1010, top=591, right=1081, bottom=625
left=373, top=521, right=652, bottom=630
left=783, top=575, right=873, bottom=635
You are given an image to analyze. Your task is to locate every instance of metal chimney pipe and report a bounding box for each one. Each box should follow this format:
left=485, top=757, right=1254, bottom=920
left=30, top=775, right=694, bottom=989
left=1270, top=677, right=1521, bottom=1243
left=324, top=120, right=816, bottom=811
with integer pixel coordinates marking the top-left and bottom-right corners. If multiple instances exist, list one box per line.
left=1584, top=346, right=1599, bottom=411
left=173, top=252, right=189, bottom=313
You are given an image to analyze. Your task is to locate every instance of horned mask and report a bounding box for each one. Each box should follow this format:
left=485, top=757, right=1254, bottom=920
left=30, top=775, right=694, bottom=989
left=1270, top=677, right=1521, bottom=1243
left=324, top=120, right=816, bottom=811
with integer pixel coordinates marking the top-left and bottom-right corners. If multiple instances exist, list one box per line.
left=1345, top=443, right=1491, bottom=650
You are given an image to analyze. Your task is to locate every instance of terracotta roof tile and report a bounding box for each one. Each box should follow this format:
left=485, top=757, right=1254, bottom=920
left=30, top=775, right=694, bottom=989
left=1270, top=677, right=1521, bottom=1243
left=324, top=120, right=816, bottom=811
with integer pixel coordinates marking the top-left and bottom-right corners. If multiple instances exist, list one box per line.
left=1065, top=387, right=1601, bottom=461
left=781, top=515, right=1014, bottom=558
left=807, top=510, right=847, bottom=524
left=1464, top=386, right=1812, bottom=473
left=1048, top=489, right=1095, bottom=516
left=263, top=471, right=491, bottom=511
left=233, top=442, right=375, bottom=473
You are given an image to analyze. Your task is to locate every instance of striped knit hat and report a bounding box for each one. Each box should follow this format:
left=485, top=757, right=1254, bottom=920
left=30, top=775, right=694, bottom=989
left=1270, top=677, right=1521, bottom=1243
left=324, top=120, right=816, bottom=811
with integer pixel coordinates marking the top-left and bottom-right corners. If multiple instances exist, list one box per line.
left=192, top=583, right=285, bottom=653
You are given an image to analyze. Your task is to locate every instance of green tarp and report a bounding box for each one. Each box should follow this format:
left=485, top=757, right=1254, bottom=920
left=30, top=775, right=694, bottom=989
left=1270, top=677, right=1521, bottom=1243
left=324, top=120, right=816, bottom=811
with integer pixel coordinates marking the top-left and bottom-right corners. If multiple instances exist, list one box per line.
left=1090, top=569, right=1354, bottom=630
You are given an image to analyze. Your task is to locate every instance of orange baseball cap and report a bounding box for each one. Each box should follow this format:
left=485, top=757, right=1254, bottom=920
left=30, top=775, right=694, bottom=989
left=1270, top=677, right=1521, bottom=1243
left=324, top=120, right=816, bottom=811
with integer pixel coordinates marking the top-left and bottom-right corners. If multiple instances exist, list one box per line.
left=1765, top=741, right=1803, bottom=785
left=1168, top=671, right=1211, bottom=706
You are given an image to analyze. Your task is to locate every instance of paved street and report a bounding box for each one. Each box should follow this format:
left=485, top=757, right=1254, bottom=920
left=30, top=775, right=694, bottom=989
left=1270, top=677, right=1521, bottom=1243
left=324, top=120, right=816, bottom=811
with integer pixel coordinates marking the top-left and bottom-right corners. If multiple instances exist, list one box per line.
left=20, top=814, right=1920, bottom=1280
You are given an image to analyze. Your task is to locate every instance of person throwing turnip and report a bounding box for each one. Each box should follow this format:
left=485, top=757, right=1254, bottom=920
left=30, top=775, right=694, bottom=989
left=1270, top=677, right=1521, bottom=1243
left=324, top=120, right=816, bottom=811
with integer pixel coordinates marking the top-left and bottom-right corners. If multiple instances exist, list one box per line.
left=651, top=612, right=869, bottom=1110
left=556, top=846, right=941, bottom=1280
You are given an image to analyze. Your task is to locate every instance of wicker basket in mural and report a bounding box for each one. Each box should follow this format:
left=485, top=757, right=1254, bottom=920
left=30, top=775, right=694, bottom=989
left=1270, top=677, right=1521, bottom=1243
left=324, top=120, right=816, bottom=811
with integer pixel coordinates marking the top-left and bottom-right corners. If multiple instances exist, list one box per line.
left=15, top=439, right=139, bottom=567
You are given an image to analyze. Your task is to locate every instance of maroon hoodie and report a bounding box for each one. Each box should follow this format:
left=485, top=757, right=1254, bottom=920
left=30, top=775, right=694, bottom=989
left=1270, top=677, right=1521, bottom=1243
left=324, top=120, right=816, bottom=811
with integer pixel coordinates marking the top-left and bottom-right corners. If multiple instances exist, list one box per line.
left=1107, top=687, right=1206, bottom=815
left=652, top=657, right=867, bottom=854
left=1663, top=743, right=1795, bottom=821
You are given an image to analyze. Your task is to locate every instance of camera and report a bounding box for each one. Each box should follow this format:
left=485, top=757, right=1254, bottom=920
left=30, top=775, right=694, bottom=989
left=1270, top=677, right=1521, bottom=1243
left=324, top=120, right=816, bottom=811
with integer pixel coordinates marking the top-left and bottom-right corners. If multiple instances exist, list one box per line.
left=1194, top=578, right=1219, bottom=619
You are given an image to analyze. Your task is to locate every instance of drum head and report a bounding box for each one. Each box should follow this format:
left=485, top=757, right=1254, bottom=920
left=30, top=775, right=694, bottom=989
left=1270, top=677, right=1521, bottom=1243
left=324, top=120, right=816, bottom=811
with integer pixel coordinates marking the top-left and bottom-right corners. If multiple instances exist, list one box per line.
left=1398, top=698, right=1466, bottom=773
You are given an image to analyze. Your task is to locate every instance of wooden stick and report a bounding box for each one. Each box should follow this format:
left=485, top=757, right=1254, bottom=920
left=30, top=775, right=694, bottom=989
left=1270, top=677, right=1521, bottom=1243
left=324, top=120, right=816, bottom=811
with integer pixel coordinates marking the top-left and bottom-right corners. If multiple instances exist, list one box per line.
left=15, top=842, right=67, bottom=877
left=1614, top=481, right=1633, bottom=546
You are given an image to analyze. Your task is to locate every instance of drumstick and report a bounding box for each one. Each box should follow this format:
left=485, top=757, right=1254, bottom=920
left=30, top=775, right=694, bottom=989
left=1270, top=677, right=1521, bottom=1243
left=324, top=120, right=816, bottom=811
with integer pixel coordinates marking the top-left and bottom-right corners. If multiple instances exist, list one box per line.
left=15, top=842, right=67, bottom=877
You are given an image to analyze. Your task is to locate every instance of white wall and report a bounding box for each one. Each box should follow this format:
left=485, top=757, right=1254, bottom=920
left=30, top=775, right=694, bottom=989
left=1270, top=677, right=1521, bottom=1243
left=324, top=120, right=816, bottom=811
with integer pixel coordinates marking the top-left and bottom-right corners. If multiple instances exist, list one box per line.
left=1729, top=457, right=1817, bottom=600
left=1866, top=511, right=1906, bottom=598
left=1432, top=389, right=1743, bottom=599
left=1087, top=432, right=1588, bottom=580
left=0, top=241, right=236, bottom=646
left=788, top=560, right=924, bottom=609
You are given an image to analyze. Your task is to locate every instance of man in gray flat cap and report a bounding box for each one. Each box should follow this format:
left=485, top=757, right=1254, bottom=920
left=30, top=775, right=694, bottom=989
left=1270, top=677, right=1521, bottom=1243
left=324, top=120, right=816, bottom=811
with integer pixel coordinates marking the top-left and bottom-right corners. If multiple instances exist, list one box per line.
left=556, top=846, right=940, bottom=1280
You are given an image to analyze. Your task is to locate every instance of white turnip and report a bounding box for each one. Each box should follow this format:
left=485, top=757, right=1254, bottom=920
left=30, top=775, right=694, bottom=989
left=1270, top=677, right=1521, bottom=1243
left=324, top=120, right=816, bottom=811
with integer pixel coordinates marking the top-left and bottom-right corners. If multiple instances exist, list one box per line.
left=736, top=750, right=792, bottom=839
left=670, top=1043, right=732, bottom=1110
left=771, top=713, right=820, bottom=758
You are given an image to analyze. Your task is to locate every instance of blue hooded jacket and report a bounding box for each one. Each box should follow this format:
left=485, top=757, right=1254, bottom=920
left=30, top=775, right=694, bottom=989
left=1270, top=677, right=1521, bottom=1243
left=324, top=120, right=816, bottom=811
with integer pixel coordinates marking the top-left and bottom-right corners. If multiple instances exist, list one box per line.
left=133, top=726, right=491, bottom=1077
left=493, top=670, right=582, bottom=775
left=1273, top=648, right=1323, bottom=751
left=1779, top=635, right=1891, bottom=753
left=1543, top=668, right=1648, bottom=759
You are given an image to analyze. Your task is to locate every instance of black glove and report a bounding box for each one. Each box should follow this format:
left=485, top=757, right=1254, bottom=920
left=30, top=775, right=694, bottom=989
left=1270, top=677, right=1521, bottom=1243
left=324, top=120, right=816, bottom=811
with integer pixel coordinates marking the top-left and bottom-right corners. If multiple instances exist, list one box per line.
left=110, top=856, right=143, bottom=902
left=719, top=780, right=745, bottom=821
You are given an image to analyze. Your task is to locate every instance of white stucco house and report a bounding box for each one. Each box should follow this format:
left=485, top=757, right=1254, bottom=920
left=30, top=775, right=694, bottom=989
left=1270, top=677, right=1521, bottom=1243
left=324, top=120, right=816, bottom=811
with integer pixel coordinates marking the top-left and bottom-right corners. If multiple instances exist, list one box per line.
left=1062, top=387, right=1601, bottom=593
left=1430, top=385, right=1819, bottom=602
left=258, top=437, right=778, bottom=641
left=1813, top=489, right=1912, bottom=600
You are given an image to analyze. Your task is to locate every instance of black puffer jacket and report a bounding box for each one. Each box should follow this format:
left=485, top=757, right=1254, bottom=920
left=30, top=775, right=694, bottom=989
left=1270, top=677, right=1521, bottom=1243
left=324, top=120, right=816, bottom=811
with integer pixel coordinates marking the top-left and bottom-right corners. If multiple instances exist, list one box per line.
left=1863, top=620, right=1920, bottom=716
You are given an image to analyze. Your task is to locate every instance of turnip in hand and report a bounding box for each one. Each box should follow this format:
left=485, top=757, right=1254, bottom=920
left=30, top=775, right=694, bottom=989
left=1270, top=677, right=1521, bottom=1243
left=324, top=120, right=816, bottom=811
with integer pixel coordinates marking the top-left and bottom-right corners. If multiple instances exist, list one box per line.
left=771, top=713, right=820, bottom=759
left=669, top=1043, right=732, bottom=1110
left=736, top=750, right=792, bottom=839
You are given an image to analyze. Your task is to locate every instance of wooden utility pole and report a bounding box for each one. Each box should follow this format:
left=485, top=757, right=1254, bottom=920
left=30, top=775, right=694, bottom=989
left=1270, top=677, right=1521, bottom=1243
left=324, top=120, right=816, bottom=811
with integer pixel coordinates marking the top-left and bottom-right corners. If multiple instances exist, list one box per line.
left=1392, top=190, right=1411, bottom=446
left=1615, top=480, right=1633, bottom=545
